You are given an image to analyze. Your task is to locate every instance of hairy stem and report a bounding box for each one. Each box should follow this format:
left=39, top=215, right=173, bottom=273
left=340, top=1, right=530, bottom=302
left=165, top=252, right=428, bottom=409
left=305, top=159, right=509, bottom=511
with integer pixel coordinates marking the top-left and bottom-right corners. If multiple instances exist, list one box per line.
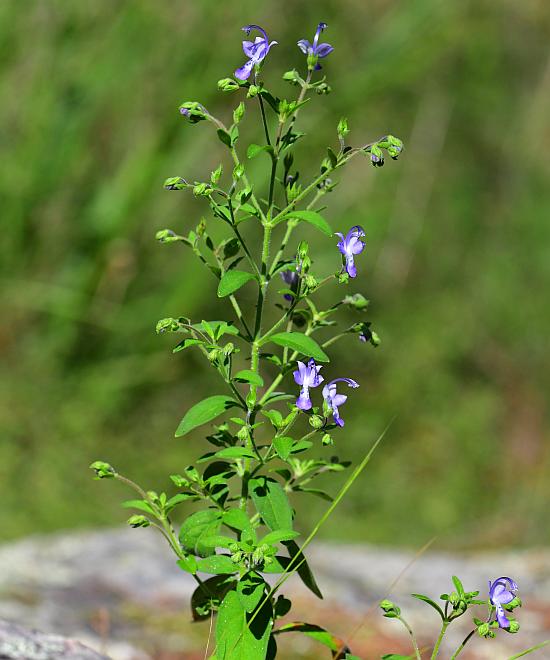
left=430, top=621, right=450, bottom=659
left=396, top=615, right=422, bottom=660
left=450, top=630, right=475, bottom=659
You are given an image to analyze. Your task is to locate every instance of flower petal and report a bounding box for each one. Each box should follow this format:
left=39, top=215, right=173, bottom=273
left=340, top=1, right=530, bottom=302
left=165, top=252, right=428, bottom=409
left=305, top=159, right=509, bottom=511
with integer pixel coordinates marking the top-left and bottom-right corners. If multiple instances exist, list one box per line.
left=242, top=40, right=256, bottom=57
left=296, top=389, right=312, bottom=410
left=315, top=43, right=334, bottom=58
left=495, top=604, right=510, bottom=628
left=297, top=39, right=311, bottom=54
left=346, top=256, right=357, bottom=278
left=235, top=59, right=255, bottom=81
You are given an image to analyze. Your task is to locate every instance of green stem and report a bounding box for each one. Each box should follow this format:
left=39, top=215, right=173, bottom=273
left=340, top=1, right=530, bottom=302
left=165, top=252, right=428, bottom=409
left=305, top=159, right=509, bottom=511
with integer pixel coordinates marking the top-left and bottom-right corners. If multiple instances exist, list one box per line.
left=450, top=630, right=475, bottom=659
left=397, top=615, right=422, bottom=660
left=431, top=621, right=450, bottom=659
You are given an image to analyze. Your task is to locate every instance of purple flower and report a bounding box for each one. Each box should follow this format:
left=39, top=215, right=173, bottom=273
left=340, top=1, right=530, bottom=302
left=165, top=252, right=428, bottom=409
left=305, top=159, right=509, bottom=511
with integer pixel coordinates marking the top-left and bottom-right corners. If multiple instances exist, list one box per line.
left=298, top=23, right=334, bottom=70
left=336, top=226, right=366, bottom=278
left=489, top=577, right=519, bottom=629
left=280, top=267, right=300, bottom=302
left=235, top=25, right=277, bottom=81
left=322, top=378, right=359, bottom=427
left=293, top=359, right=324, bottom=411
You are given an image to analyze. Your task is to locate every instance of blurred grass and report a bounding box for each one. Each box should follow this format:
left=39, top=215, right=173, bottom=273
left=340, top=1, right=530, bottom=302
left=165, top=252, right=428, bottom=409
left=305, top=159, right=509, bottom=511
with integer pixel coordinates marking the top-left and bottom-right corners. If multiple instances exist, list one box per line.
left=1, top=0, right=549, bottom=549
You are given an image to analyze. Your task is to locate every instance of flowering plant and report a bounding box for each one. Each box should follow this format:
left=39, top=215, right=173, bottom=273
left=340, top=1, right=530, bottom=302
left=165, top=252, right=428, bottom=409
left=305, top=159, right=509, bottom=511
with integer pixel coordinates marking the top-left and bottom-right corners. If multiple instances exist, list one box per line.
left=91, top=21, right=533, bottom=660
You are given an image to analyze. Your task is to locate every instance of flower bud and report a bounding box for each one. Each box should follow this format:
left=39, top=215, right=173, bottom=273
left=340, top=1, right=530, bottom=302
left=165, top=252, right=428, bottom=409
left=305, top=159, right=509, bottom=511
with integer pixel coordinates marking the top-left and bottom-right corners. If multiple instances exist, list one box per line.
left=237, top=426, right=250, bottom=443
left=90, top=461, right=115, bottom=479
left=322, top=433, right=333, bottom=446
left=156, top=317, right=180, bottom=334
left=223, top=342, right=235, bottom=357
left=233, top=164, right=245, bottom=181
left=507, top=620, right=520, bottom=633
left=164, top=176, right=187, bottom=190
left=314, top=82, right=331, bottom=95
left=193, top=183, right=212, bottom=197
left=370, top=145, right=384, bottom=167
left=386, top=135, right=404, bottom=160
left=127, top=515, right=150, bottom=528
left=343, top=293, right=370, bottom=311
left=210, top=164, right=223, bottom=185
left=309, top=414, right=324, bottom=429
left=282, top=69, right=301, bottom=85
left=380, top=599, right=401, bottom=618
left=247, top=85, right=260, bottom=98
left=338, top=271, right=350, bottom=284
left=233, top=102, right=246, bottom=124
left=303, top=274, right=318, bottom=291
left=507, top=596, right=522, bottom=610
left=179, top=101, right=208, bottom=123
left=155, top=229, right=184, bottom=244
left=217, top=78, right=240, bottom=92
left=477, top=622, right=490, bottom=637
left=337, top=117, right=350, bottom=140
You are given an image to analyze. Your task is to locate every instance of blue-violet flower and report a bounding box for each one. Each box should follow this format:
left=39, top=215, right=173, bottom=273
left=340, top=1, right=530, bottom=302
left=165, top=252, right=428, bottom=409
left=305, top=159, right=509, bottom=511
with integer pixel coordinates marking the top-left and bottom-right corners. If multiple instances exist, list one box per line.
left=336, top=226, right=366, bottom=278
left=322, top=378, right=359, bottom=427
left=298, top=23, right=334, bottom=70
left=294, top=359, right=324, bottom=411
left=280, top=267, right=300, bottom=302
left=489, top=577, right=519, bottom=629
left=235, top=25, right=277, bottom=81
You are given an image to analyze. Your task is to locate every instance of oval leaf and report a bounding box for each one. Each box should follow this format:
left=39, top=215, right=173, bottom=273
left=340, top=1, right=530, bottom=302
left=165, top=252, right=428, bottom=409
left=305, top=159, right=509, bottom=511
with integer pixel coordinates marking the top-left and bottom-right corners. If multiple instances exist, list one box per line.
left=216, top=591, right=272, bottom=660
left=179, top=509, right=222, bottom=557
left=217, top=270, right=257, bottom=298
left=197, top=554, right=237, bottom=575
left=250, top=477, right=293, bottom=531
left=268, top=332, right=329, bottom=362
left=247, top=143, right=274, bottom=159
left=278, top=210, right=333, bottom=237
left=175, top=395, right=238, bottom=437
left=233, top=369, right=264, bottom=386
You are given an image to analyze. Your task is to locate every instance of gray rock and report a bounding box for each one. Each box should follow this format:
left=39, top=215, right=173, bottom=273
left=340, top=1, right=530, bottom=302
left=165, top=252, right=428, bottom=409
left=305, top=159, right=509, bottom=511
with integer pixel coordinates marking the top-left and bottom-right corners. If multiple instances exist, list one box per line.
left=0, top=619, right=108, bottom=659
left=1, top=529, right=548, bottom=659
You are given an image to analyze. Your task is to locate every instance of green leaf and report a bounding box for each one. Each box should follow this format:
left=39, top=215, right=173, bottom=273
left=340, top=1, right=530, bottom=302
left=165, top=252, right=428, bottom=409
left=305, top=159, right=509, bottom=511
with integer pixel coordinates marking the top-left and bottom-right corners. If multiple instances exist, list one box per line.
left=216, top=591, right=272, bottom=660
left=411, top=593, right=445, bottom=620
left=224, top=508, right=254, bottom=533
left=262, top=529, right=300, bottom=545
left=293, top=487, right=333, bottom=502
left=179, top=509, right=222, bottom=557
left=215, top=447, right=257, bottom=460
left=247, top=143, right=274, bottom=159
left=452, top=575, right=465, bottom=596
left=268, top=332, right=329, bottom=362
left=172, top=338, right=204, bottom=353
left=121, top=499, right=154, bottom=514
left=275, top=622, right=348, bottom=655
left=217, top=128, right=232, bottom=148
left=381, top=655, right=413, bottom=660
left=191, top=575, right=236, bottom=621
left=218, top=270, right=257, bottom=297
left=175, top=395, right=238, bottom=437
left=233, top=369, right=264, bottom=386
left=250, top=477, right=294, bottom=531
left=276, top=210, right=333, bottom=237
left=177, top=555, right=198, bottom=574
left=192, top=320, right=240, bottom=338
left=237, top=571, right=266, bottom=612
left=196, top=554, right=237, bottom=575
left=273, top=436, right=293, bottom=461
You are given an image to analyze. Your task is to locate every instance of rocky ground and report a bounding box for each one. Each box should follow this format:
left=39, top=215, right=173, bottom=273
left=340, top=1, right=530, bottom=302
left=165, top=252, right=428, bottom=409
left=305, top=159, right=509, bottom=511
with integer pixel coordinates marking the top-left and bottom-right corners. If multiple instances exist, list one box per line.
left=0, top=529, right=549, bottom=659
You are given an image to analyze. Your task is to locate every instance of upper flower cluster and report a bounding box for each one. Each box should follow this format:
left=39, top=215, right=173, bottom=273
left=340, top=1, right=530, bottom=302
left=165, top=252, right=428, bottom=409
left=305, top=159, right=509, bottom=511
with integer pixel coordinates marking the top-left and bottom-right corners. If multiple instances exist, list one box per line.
left=234, top=22, right=333, bottom=81
left=294, top=359, right=359, bottom=427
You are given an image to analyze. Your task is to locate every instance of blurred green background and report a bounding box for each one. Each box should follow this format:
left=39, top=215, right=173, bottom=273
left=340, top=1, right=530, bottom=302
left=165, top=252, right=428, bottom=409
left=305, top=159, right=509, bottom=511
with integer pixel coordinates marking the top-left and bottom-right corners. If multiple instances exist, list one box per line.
left=1, top=0, right=549, bottom=549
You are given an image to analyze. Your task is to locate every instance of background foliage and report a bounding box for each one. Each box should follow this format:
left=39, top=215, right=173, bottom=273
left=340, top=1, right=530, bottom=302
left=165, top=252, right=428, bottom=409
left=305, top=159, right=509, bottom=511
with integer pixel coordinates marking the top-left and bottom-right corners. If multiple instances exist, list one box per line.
left=1, top=0, right=549, bottom=548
